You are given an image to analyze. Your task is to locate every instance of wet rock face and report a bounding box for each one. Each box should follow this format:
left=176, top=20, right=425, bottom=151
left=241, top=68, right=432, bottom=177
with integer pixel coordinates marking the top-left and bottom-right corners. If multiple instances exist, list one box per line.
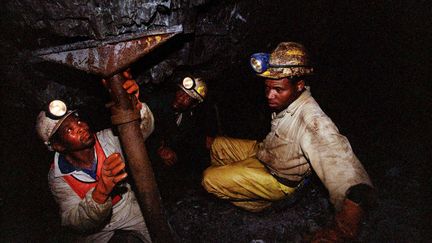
left=1, top=0, right=214, bottom=110
left=9, top=0, right=174, bottom=40
left=2, top=0, right=260, bottom=114
left=4, top=0, right=212, bottom=50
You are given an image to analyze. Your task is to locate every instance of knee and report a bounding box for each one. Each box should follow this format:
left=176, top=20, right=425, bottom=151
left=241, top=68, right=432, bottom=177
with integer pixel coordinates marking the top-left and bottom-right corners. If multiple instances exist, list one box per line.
left=202, top=166, right=232, bottom=194
left=210, top=136, right=229, bottom=153
left=202, top=167, right=217, bottom=191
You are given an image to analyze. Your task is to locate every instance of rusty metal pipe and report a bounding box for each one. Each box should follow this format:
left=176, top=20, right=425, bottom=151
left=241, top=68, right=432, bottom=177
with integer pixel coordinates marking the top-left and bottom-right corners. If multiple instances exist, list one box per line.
left=108, top=73, right=175, bottom=242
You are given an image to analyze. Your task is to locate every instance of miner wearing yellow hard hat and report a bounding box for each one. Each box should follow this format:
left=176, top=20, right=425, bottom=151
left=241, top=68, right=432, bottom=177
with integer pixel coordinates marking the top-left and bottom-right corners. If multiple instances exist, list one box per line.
left=202, top=42, right=376, bottom=242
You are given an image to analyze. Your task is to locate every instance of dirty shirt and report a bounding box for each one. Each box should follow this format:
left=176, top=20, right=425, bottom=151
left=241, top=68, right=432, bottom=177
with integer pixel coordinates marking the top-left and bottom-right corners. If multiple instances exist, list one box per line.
left=256, top=87, right=372, bottom=209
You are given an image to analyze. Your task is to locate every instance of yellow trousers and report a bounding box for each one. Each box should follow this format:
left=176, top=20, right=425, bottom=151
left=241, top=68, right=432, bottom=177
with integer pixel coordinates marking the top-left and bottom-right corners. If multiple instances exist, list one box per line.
left=202, top=137, right=295, bottom=212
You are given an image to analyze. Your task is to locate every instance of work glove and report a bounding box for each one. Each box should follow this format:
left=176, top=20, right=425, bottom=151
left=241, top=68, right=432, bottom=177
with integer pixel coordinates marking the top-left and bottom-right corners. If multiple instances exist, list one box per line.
left=121, top=70, right=142, bottom=110
left=308, top=199, right=363, bottom=242
left=102, top=69, right=142, bottom=110
left=92, top=153, right=128, bottom=204
left=157, top=145, right=178, bottom=167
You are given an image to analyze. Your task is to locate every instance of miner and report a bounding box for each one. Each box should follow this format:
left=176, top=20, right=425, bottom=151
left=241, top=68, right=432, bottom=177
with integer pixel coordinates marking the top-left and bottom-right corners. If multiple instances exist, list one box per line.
left=35, top=71, right=154, bottom=242
left=202, top=42, right=376, bottom=242
left=146, top=76, right=210, bottom=169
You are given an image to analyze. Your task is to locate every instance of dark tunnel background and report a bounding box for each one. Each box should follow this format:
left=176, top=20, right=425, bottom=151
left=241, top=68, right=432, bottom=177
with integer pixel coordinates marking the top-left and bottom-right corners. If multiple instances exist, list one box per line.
left=0, top=0, right=430, bottom=242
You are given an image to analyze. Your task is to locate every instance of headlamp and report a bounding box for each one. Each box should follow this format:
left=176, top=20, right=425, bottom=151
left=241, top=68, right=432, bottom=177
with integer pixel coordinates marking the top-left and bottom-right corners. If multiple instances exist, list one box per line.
left=250, top=52, right=312, bottom=75
left=47, top=100, right=68, bottom=119
left=179, top=76, right=206, bottom=102
left=250, top=53, right=270, bottom=74
left=182, top=77, right=195, bottom=90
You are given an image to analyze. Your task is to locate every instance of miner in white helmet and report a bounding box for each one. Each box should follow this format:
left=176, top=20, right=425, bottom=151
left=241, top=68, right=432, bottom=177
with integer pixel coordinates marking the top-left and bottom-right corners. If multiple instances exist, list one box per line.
left=202, top=42, right=376, bottom=242
left=35, top=71, right=154, bottom=242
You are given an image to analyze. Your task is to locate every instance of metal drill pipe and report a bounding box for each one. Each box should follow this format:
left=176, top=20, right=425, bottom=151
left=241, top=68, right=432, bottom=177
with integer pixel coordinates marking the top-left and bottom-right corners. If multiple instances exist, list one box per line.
left=108, top=73, right=175, bottom=243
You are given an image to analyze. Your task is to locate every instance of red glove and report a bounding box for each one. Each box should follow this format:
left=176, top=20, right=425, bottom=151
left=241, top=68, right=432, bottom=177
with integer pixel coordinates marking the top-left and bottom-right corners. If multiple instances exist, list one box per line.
left=92, top=153, right=128, bottom=204
left=309, top=199, right=363, bottom=242
left=102, top=69, right=142, bottom=110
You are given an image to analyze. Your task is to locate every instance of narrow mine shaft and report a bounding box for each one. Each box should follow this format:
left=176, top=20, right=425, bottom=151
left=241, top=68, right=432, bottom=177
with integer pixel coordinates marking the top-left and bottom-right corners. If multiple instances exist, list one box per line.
left=0, top=1, right=429, bottom=242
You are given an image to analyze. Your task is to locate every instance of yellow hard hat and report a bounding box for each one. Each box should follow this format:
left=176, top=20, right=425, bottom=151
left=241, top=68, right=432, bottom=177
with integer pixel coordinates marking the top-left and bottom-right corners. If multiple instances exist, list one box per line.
left=252, top=42, right=314, bottom=79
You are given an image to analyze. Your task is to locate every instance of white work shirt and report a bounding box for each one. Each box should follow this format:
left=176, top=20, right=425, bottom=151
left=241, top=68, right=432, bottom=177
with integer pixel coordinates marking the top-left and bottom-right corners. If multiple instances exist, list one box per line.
left=257, top=87, right=372, bottom=209
left=48, top=103, right=154, bottom=242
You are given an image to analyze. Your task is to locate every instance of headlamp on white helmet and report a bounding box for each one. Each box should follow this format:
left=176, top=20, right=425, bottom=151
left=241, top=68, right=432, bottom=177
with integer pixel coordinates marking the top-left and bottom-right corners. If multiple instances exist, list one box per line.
left=47, top=100, right=68, bottom=119
left=36, top=100, right=76, bottom=151
left=182, top=77, right=196, bottom=90
left=179, top=76, right=208, bottom=103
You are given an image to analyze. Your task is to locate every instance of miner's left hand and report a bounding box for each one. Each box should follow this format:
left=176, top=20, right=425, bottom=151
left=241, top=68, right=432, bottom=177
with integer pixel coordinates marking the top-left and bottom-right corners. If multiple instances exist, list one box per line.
left=102, top=69, right=142, bottom=110
left=121, top=70, right=139, bottom=98
left=121, top=69, right=142, bottom=109
left=305, top=199, right=363, bottom=243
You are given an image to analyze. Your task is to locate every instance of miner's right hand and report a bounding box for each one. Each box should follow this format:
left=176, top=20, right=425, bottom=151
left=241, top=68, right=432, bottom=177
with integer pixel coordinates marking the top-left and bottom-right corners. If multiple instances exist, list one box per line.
left=157, top=146, right=178, bottom=167
left=92, top=153, right=127, bottom=204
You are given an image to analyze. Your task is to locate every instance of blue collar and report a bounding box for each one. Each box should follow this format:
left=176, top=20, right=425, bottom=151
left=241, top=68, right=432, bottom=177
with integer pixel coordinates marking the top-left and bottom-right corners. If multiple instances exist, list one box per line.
left=58, top=154, right=98, bottom=180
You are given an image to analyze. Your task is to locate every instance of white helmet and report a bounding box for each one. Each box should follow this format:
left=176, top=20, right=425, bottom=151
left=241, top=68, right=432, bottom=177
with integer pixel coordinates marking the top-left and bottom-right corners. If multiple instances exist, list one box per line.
left=35, top=100, right=76, bottom=151
left=178, top=76, right=208, bottom=103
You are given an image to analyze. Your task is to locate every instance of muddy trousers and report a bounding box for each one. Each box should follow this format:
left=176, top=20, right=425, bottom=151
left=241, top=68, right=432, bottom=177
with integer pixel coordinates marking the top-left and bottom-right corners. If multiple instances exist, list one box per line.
left=202, top=137, right=295, bottom=212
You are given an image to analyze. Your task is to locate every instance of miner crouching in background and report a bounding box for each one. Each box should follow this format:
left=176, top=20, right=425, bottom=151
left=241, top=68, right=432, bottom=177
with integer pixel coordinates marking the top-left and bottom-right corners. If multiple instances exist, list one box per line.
left=145, top=76, right=213, bottom=173
left=202, top=42, right=376, bottom=242
left=35, top=71, right=154, bottom=242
